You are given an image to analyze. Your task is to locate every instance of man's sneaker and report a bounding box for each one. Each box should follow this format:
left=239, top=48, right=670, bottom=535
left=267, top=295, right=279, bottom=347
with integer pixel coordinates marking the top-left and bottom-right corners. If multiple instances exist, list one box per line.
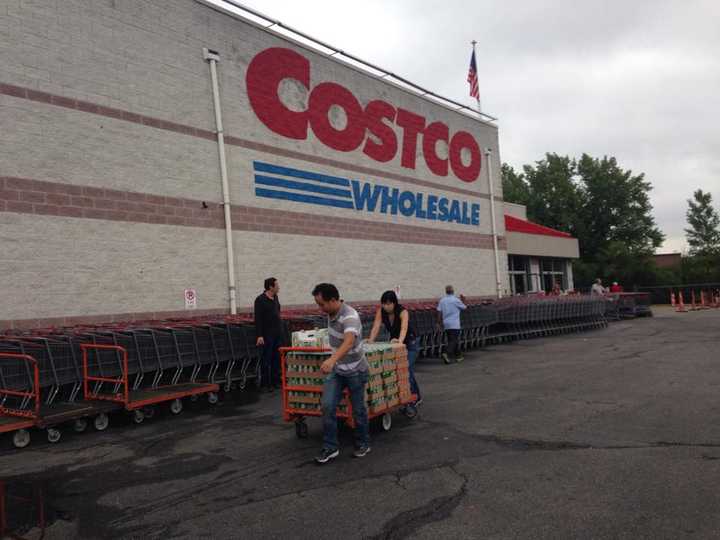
left=415, top=398, right=423, bottom=406
left=456, top=356, right=464, bottom=363
left=314, top=448, right=339, bottom=464
left=442, top=353, right=451, bottom=365
left=353, top=446, right=371, bottom=458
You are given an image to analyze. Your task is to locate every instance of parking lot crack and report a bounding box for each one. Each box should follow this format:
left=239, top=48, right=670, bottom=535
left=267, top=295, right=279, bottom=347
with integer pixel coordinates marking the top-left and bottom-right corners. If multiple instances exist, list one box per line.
left=367, top=465, right=468, bottom=540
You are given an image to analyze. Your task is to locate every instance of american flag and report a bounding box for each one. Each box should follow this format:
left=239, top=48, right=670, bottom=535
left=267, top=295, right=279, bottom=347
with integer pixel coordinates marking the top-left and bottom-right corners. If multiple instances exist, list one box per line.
left=467, top=49, right=480, bottom=100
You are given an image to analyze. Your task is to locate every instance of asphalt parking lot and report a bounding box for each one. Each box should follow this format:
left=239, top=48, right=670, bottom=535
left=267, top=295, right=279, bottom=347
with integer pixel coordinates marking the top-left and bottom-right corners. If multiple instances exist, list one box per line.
left=2, top=307, right=719, bottom=539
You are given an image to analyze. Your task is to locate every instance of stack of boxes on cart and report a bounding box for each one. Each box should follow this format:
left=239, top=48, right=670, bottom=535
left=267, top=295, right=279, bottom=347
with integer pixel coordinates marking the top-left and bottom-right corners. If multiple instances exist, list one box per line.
left=285, top=333, right=412, bottom=414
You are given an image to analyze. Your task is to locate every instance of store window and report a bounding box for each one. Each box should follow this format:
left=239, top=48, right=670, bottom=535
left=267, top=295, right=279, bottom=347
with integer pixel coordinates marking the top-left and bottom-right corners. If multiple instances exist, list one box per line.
left=540, top=258, right=567, bottom=292
left=508, top=255, right=530, bottom=295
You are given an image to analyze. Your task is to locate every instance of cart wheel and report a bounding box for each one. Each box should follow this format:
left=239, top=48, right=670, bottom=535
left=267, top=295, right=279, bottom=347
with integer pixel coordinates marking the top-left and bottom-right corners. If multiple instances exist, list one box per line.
left=190, top=394, right=199, bottom=403
left=403, top=405, right=418, bottom=419
left=132, top=409, right=145, bottom=424
left=47, top=428, right=62, bottom=444
left=295, top=420, right=309, bottom=439
left=382, top=413, right=392, bottom=431
left=94, top=413, right=110, bottom=431
left=73, top=419, right=89, bottom=433
left=143, top=406, right=156, bottom=419
left=208, top=392, right=219, bottom=405
left=224, top=384, right=232, bottom=392
left=170, top=398, right=183, bottom=415
left=12, top=429, right=31, bottom=449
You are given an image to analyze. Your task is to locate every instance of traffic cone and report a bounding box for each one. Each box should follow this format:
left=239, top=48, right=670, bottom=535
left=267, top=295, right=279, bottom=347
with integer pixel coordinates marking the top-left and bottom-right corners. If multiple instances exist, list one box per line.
left=677, top=291, right=687, bottom=312
left=701, top=291, right=708, bottom=309
left=691, top=290, right=697, bottom=311
left=670, top=291, right=676, bottom=308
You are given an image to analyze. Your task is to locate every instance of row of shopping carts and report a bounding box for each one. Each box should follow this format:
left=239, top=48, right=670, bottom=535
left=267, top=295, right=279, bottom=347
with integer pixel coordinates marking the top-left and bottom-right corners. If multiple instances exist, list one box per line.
left=0, top=295, right=612, bottom=450
left=0, top=318, right=265, bottom=449
left=404, top=296, right=609, bottom=358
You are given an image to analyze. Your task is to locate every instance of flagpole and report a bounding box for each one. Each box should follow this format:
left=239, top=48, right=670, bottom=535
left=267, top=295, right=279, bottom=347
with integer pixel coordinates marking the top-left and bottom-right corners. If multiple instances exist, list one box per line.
left=471, top=40, right=481, bottom=114
left=470, top=40, right=501, bottom=298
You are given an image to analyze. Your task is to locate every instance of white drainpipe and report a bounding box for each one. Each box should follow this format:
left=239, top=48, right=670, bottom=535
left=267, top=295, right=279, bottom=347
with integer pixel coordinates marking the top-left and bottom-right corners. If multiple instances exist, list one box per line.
left=203, top=48, right=237, bottom=314
left=485, top=148, right=503, bottom=299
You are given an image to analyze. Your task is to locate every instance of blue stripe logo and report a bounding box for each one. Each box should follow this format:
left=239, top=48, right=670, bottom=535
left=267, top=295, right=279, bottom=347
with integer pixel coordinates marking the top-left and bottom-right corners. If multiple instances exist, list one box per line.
left=252, top=161, right=481, bottom=226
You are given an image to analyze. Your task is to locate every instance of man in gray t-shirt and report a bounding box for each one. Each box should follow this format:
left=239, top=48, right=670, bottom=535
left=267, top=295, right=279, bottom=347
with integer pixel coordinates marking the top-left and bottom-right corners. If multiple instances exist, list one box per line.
left=312, top=283, right=370, bottom=464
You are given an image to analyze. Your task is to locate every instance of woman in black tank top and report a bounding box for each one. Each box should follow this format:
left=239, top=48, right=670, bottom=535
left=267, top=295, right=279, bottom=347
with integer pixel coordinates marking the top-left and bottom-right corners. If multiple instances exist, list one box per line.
left=368, top=290, right=422, bottom=405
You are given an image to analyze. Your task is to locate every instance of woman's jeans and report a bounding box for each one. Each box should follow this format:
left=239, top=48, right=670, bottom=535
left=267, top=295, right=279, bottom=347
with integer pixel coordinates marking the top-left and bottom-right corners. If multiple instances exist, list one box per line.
left=407, top=339, right=421, bottom=402
left=321, top=370, right=369, bottom=451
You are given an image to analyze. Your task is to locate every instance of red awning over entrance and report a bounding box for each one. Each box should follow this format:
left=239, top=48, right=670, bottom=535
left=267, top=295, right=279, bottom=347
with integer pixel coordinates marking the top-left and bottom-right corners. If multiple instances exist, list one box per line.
left=504, top=215, right=573, bottom=239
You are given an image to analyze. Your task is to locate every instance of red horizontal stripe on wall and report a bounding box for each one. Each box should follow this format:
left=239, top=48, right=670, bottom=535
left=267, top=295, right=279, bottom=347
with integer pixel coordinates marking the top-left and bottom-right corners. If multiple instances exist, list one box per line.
left=0, top=176, right=507, bottom=251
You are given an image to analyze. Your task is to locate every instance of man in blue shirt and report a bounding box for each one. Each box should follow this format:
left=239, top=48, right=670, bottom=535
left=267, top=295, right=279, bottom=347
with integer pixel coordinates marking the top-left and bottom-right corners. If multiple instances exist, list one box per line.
left=437, top=285, right=467, bottom=364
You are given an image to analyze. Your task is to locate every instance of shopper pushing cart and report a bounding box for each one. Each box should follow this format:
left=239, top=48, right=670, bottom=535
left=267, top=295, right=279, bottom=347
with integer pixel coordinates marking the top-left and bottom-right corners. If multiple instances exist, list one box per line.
left=311, top=283, right=371, bottom=464
left=367, top=290, right=422, bottom=407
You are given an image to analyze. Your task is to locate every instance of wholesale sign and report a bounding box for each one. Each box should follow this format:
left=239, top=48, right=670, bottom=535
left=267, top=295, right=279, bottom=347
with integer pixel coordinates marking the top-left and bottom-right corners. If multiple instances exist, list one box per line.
left=254, top=161, right=481, bottom=226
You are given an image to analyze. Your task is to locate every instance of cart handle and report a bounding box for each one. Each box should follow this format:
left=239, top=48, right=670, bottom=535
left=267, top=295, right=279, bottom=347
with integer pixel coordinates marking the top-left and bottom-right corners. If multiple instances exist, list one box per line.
left=279, top=347, right=331, bottom=353
left=80, top=343, right=129, bottom=406
left=0, top=353, right=40, bottom=420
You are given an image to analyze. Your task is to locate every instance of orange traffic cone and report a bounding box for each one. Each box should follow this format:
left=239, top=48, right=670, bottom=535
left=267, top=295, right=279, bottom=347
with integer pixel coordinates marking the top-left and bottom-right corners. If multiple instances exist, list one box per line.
left=670, top=291, right=676, bottom=308
left=691, top=290, right=697, bottom=311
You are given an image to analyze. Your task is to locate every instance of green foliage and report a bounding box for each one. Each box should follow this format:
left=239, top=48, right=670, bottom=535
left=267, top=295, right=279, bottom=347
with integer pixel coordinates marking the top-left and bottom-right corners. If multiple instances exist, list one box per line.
left=501, top=153, right=665, bottom=288
left=684, top=189, right=720, bottom=256
left=681, top=253, right=720, bottom=283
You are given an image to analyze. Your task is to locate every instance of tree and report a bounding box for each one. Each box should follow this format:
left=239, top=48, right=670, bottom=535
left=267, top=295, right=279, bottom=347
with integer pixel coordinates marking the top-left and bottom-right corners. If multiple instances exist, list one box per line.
left=576, top=154, right=664, bottom=258
left=500, top=164, right=530, bottom=207
left=684, top=189, right=720, bottom=256
left=501, top=153, right=665, bottom=288
left=522, top=154, right=582, bottom=237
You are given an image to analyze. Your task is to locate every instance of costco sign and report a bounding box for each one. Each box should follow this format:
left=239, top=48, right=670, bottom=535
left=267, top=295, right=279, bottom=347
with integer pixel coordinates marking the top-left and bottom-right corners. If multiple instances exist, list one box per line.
left=246, top=48, right=483, bottom=183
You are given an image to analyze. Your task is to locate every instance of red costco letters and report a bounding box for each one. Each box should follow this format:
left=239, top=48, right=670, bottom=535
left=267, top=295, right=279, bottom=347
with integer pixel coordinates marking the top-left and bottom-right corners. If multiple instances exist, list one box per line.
left=246, top=47, right=482, bottom=183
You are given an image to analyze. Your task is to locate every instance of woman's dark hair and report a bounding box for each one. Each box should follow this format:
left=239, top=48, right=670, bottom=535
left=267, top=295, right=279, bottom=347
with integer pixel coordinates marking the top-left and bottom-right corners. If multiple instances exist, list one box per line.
left=380, top=290, right=403, bottom=316
left=312, top=283, right=340, bottom=301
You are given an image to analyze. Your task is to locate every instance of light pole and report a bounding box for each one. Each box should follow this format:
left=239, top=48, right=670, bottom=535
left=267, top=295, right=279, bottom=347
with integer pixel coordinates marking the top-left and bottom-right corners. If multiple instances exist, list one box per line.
left=485, top=148, right=502, bottom=299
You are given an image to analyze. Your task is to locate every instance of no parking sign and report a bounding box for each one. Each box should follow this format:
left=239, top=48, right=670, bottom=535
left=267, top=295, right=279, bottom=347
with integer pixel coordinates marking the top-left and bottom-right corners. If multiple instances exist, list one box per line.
left=184, top=288, right=197, bottom=309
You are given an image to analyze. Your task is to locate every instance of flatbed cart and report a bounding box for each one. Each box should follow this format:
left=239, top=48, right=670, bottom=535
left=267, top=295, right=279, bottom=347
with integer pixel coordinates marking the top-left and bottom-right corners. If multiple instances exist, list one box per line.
left=80, top=343, right=219, bottom=424
left=280, top=346, right=417, bottom=439
left=0, top=352, right=120, bottom=449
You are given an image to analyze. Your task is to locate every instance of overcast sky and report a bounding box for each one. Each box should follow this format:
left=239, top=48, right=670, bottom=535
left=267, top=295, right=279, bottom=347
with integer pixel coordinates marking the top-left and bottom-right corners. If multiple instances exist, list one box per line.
left=215, top=0, right=720, bottom=252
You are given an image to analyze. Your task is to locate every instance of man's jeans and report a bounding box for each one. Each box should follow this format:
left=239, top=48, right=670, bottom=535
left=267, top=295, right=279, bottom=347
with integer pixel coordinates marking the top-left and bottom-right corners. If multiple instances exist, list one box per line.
left=260, top=335, right=281, bottom=387
left=445, top=329, right=462, bottom=359
left=407, top=339, right=421, bottom=401
left=321, top=371, right=369, bottom=451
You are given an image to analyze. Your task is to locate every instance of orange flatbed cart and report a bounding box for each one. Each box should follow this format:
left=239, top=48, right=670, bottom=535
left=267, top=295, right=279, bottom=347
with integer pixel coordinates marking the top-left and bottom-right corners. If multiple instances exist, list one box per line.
left=280, top=346, right=417, bottom=439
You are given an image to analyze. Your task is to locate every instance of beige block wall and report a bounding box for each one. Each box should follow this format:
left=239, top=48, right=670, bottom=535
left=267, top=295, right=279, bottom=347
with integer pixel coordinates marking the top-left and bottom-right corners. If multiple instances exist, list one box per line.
left=506, top=232, right=580, bottom=259
left=0, top=213, right=501, bottom=321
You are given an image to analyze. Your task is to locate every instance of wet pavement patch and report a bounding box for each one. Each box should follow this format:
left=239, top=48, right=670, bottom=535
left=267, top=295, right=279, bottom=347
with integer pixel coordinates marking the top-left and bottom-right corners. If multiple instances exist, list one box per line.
left=1, top=478, right=73, bottom=538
